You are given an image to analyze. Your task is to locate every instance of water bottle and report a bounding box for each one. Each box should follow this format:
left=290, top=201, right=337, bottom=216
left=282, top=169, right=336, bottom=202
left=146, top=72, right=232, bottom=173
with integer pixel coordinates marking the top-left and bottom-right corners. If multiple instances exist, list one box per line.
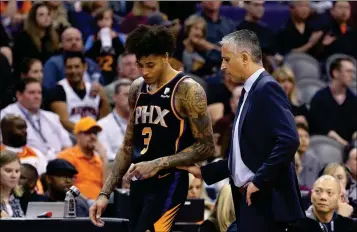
left=64, top=186, right=80, bottom=218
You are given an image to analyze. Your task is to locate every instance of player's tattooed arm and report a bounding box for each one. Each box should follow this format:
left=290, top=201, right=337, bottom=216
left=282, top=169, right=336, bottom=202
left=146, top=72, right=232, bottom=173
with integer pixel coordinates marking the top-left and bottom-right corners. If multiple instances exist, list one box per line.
left=155, top=79, right=215, bottom=169
left=100, top=78, right=142, bottom=195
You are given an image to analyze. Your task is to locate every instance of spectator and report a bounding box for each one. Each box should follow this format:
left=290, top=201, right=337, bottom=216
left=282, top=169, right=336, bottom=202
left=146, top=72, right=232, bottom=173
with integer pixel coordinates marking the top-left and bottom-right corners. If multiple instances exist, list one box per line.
left=12, top=2, right=59, bottom=69
left=295, top=123, right=321, bottom=190
left=278, top=1, right=323, bottom=56
left=119, top=1, right=159, bottom=34
left=323, top=163, right=354, bottom=217
left=0, top=78, right=72, bottom=160
left=187, top=173, right=213, bottom=219
left=182, top=15, right=220, bottom=76
left=236, top=1, right=277, bottom=57
left=317, top=1, right=357, bottom=60
left=57, top=117, right=108, bottom=200
left=0, top=150, right=24, bottom=218
left=0, top=0, right=32, bottom=31
left=20, top=58, right=44, bottom=82
left=0, top=53, right=13, bottom=110
left=305, top=175, right=357, bottom=231
left=200, top=184, right=235, bottom=232
left=309, top=57, right=357, bottom=145
left=0, top=115, right=47, bottom=175
left=0, top=22, right=13, bottom=66
left=272, top=66, right=308, bottom=125
left=44, top=1, right=71, bottom=37
left=345, top=147, right=357, bottom=200
left=85, top=7, right=125, bottom=85
left=105, top=53, right=140, bottom=106
left=43, top=27, right=103, bottom=90
left=49, top=52, right=110, bottom=132
left=41, top=159, right=90, bottom=216
left=98, top=80, right=131, bottom=161
left=18, top=164, right=47, bottom=213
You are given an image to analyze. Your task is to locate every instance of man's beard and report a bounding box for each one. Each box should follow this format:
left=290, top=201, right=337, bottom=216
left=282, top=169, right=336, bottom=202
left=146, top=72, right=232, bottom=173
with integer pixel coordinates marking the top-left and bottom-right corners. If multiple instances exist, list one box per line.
left=48, top=185, right=67, bottom=201
left=8, top=134, right=26, bottom=148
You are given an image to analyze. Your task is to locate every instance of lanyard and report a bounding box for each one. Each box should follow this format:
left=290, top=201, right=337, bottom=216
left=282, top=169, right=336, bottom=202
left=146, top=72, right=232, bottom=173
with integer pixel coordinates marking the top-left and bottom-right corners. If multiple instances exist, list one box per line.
left=112, top=112, right=126, bottom=135
left=319, top=221, right=334, bottom=232
left=18, top=104, right=48, bottom=143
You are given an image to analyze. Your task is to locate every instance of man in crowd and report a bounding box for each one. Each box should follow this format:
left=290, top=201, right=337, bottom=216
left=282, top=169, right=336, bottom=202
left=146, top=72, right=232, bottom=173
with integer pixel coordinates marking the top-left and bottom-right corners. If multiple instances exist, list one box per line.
left=98, top=79, right=131, bottom=161
left=43, top=27, right=103, bottom=89
left=49, top=52, right=110, bottom=132
left=0, top=78, right=72, bottom=160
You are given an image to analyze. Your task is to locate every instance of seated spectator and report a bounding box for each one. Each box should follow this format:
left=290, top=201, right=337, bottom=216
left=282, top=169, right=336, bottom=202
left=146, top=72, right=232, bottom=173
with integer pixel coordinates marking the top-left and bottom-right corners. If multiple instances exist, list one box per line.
left=182, top=15, right=221, bottom=77
left=315, top=1, right=357, bottom=60
left=98, top=80, right=131, bottom=161
left=0, top=150, right=24, bottom=218
left=345, top=147, right=357, bottom=200
left=295, top=123, right=321, bottom=190
left=187, top=173, right=213, bottom=219
left=277, top=1, right=323, bottom=56
left=1, top=115, right=47, bottom=175
left=272, top=66, right=308, bottom=125
left=49, top=52, right=110, bottom=132
left=42, top=159, right=89, bottom=216
left=57, top=117, right=108, bottom=200
left=0, top=53, right=14, bottom=110
left=85, top=7, right=125, bottom=85
left=119, top=1, right=159, bottom=34
left=105, top=53, right=140, bottom=107
left=44, top=1, right=71, bottom=37
left=0, top=78, right=72, bottom=160
left=200, top=184, right=235, bottom=232
left=236, top=1, right=278, bottom=58
left=12, top=2, right=59, bottom=69
left=18, top=164, right=47, bottom=213
left=0, top=0, right=32, bottom=30
left=43, top=27, right=103, bottom=90
left=305, top=175, right=357, bottom=231
left=309, top=57, right=357, bottom=146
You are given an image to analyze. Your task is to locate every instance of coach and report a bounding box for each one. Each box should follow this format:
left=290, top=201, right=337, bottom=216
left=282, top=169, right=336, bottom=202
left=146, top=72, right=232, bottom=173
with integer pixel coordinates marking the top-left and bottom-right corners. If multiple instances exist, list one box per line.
left=181, top=30, right=305, bottom=232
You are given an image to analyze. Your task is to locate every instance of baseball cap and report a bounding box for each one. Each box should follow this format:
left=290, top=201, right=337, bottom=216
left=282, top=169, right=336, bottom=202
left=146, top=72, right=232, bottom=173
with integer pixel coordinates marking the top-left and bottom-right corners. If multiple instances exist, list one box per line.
left=73, top=117, right=102, bottom=134
left=46, top=159, right=78, bottom=176
left=146, top=13, right=173, bottom=27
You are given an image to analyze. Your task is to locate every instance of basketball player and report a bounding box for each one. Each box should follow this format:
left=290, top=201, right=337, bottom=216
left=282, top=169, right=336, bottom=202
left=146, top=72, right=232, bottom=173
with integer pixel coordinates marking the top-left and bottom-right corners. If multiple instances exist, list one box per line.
left=89, top=25, right=215, bottom=232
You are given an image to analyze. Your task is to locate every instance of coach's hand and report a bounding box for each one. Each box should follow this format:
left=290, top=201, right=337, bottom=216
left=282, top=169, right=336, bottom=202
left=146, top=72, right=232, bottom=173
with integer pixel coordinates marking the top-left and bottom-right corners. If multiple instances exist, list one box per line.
left=89, top=195, right=108, bottom=227
left=177, top=165, right=202, bottom=179
left=246, top=182, right=259, bottom=206
left=127, top=161, right=162, bottom=180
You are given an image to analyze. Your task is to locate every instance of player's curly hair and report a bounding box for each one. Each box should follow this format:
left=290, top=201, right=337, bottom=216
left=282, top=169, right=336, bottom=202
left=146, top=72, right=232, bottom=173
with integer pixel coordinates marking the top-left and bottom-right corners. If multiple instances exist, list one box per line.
left=125, top=25, right=176, bottom=60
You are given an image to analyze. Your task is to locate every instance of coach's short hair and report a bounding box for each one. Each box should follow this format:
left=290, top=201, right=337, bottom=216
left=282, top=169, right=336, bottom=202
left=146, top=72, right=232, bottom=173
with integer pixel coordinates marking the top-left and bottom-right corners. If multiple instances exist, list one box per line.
left=220, top=29, right=262, bottom=64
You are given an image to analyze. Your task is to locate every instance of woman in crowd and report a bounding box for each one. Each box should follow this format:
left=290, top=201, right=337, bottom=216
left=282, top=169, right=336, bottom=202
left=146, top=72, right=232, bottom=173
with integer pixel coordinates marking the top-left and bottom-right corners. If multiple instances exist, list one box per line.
left=200, top=184, right=235, bottom=232
left=272, top=66, right=308, bottom=125
left=20, top=58, right=43, bottom=82
left=13, top=2, right=59, bottom=69
left=188, top=173, right=214, bottom=220
left=0, top=150, right=23, bottom=218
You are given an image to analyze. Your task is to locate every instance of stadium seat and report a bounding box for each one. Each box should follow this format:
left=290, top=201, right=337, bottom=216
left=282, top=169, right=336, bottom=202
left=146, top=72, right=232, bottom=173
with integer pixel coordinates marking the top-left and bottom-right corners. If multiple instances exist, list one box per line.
left=283, top=52, right=321, bottom=82
left=296, top=79, right=326, bottom=106
left=325, top=53, right=357, bottom=94
left=308, top=135, right=344, bottom=167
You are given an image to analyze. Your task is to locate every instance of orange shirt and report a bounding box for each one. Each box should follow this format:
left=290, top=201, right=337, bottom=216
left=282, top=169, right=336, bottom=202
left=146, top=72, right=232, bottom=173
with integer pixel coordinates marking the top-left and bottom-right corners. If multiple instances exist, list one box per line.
left=57, top=145, right=103, bottom=200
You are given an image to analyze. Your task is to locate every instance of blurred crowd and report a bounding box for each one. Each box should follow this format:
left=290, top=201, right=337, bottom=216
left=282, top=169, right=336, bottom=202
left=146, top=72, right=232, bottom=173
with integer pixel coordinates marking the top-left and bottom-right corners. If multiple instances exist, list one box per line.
left=0, top=0, right=357, bottom=231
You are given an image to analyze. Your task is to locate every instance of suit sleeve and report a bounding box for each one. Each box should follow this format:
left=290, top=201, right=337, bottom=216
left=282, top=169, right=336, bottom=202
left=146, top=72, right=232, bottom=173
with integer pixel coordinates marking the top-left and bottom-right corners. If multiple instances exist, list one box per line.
left=201, top=159, right=230, bottom=185
left=252, top=81, right=300, bottom=191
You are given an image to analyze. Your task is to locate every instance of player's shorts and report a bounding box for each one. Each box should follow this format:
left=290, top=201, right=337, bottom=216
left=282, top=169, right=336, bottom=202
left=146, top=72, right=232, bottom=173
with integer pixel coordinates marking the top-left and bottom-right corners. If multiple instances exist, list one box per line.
left=129, top=170, right=188, bottom=232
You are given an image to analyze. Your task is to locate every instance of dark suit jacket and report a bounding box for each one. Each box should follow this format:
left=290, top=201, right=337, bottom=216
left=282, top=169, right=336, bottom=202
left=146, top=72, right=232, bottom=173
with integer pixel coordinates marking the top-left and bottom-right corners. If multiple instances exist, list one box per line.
left=201, top=71, right=305, bottom=222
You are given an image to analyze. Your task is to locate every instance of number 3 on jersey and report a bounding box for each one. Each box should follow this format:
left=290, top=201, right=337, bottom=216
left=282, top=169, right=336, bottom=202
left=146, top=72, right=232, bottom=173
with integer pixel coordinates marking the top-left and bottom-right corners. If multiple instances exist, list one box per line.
left=140, top=127, right=152, bottom=155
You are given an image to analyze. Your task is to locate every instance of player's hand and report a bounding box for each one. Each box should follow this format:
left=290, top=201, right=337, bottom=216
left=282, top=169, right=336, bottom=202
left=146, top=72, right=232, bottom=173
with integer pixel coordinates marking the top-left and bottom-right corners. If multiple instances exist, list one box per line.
left=177, top=165, right=202, bottom=179
left=246, top=182, right=259, bottom=206
left=89, top=195, right=108, bottom=227
left=126, top=161, right=162, bottom=180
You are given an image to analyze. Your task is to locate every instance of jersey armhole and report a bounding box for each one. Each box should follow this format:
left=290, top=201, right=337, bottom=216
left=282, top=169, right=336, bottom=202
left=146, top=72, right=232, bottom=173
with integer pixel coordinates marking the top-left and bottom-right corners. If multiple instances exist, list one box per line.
left=171, top=76, right=189, bottom=121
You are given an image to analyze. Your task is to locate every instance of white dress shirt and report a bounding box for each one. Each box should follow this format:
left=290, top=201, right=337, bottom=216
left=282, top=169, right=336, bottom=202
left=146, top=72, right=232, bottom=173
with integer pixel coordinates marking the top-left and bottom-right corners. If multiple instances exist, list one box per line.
left=98, top=110, right=127, bottom=161
left=231, top=68, right=265, bottom=187
left=0, top=103, right=73, bottom=161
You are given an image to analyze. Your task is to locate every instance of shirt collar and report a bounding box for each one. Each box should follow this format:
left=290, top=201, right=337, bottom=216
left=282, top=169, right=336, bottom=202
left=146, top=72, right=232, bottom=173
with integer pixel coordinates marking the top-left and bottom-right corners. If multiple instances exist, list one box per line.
left=17, top=102, right=40, bottom=118
left=2, top=145, right=23, bottom=153
left=244, top=68, right=265, bottom=93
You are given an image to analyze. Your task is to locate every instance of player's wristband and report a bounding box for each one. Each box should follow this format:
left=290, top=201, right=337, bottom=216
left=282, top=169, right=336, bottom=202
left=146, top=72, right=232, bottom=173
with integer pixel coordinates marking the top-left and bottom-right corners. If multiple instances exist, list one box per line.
left=99, top=191, right=110, bottom=199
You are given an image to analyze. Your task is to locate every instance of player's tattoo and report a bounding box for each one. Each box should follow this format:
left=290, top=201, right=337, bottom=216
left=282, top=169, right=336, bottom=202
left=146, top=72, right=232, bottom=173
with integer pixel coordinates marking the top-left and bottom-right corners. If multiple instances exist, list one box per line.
left=101, top=78, right=143, bottom=195
left=156, top=79, right=215, bottom=168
